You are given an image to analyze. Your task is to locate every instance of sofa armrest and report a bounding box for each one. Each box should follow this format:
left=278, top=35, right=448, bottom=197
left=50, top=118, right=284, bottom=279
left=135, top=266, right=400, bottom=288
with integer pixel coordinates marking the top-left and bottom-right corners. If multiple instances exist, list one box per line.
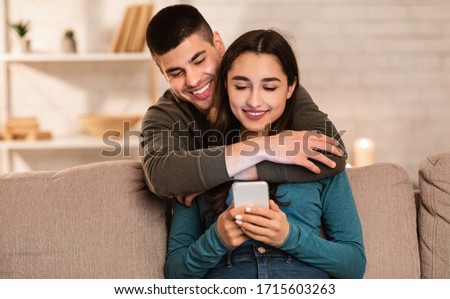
left=418, top=151, right=450, bottom=279
left=347, top=163, right=420, bottom=278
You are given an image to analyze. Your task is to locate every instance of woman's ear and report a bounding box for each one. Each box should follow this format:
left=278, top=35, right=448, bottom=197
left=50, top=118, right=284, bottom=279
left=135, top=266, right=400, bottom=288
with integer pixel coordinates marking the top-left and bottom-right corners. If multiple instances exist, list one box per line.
left=286, top=79, right=297, bottom=99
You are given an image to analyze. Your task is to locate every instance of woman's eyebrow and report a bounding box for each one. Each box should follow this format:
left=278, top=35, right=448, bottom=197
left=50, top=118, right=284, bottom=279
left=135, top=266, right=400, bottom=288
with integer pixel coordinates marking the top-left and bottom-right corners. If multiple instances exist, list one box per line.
left=231, top=75, right=250, bottom=81
left=231, top=75, right=281, bottom=82
left=261, top=77, right=281, bottom=82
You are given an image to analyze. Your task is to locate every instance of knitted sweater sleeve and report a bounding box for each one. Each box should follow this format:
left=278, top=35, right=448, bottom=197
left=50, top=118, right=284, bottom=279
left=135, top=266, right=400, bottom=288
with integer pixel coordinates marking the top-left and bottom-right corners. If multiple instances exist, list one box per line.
left=165, top=200, right=230, bottom=278
left=141, top=91, right=230, bottom=197
left=279, top=172, right=366, bottom=278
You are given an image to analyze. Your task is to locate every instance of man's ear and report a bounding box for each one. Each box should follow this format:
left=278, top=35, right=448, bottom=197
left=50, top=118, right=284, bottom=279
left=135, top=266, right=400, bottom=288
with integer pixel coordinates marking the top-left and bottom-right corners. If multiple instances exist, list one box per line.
left=287, top=79, right=297, bottom=99
left=213, top=31, right=226, bottom=56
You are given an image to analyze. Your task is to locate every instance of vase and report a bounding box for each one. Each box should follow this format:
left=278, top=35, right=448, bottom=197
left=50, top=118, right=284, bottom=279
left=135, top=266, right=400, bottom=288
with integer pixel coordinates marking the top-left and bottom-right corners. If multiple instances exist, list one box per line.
left=61, top=38, right=77, bottom=53
left=17, top=37, right=31, bottom=53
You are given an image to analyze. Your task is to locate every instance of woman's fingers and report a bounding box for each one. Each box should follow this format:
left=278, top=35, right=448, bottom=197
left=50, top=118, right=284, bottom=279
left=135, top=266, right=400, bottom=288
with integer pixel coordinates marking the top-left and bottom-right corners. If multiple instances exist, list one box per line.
left=234, top=201, right=289, bottom=246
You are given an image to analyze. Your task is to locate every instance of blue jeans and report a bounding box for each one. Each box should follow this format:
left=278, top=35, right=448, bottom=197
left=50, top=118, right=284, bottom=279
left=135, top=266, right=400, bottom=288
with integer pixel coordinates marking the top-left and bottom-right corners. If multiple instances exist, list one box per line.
left=204, top=243, right=329, bottom=279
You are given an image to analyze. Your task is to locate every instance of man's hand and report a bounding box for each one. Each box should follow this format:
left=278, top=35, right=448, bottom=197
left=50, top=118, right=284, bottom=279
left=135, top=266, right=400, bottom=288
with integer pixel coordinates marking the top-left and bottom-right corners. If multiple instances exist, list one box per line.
left=225, top=130, right=343, bottom=178
left=176, top=191, right=203, bottom=207
left=265, top=130, right=343, bottom=174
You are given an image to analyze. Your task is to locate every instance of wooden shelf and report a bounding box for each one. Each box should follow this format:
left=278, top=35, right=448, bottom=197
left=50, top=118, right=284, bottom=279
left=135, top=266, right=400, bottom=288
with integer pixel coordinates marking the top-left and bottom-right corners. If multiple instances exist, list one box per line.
left=0, top=135, right=140, bottom=150
left=0, top=135, right=142, bottom=174
left=1, top=52, right=151, bottom=63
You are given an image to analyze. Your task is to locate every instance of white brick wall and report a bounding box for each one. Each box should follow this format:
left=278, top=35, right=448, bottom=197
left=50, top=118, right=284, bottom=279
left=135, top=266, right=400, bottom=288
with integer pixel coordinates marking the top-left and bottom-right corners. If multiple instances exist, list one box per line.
left=171, top=0, right=450, bottom=184
left=3, top=0, right=450, bottom=182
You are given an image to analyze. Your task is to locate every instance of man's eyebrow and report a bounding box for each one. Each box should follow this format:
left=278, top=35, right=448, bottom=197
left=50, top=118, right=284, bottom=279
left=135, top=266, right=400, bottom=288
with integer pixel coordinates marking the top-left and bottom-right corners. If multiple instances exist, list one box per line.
left=164, top=50, right=207, bottom=74
left=231, top=75, right=281, bottom=82
left=190, top=50, right=207, bottom=63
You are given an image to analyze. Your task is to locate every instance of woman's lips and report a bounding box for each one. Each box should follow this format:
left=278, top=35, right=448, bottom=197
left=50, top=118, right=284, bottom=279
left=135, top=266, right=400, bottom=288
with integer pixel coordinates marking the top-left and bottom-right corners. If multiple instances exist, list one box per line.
left=244, top=110, right=267, bottom=120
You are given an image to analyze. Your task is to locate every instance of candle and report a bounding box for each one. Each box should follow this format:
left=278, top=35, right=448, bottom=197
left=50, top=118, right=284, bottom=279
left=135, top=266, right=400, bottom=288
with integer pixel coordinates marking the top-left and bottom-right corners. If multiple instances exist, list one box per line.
left=353, top=138, right=375, bottom=167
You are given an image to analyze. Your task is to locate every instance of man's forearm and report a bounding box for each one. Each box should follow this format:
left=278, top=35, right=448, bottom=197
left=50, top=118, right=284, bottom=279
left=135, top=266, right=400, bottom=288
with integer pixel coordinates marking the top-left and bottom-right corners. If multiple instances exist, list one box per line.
left=224, top=137, right=266, bottom=178
left=232, top=166, right=259, bottom=180
left=224, top=132, right=343, bottom=180
left=142, top=145, right=230, bottom=197
left=257, top=153, right=346, bottom=183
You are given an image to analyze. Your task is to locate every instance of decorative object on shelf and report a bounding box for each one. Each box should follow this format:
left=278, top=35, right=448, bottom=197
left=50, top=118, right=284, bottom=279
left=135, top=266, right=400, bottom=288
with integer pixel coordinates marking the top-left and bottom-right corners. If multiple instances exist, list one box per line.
left=10, top=20, right=31, bottom=53
left=61, top=29, right=77, bottom=53
left=108, top=3, right=153, bottom=53
left=353, top=138, right=375, bottom=167
left=77, top=114, right=142, bottom=139
left=2, top=117, right=52, bottom=140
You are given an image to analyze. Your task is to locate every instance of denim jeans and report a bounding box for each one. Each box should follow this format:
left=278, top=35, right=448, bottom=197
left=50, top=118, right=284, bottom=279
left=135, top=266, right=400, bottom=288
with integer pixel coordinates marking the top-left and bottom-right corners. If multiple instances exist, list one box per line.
left=204, top=243, right=329, bottom=279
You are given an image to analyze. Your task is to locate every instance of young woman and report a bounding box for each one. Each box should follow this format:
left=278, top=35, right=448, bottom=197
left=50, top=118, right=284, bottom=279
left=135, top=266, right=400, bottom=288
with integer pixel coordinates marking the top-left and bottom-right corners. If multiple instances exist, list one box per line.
left=165, top=29, right=366, bottom=279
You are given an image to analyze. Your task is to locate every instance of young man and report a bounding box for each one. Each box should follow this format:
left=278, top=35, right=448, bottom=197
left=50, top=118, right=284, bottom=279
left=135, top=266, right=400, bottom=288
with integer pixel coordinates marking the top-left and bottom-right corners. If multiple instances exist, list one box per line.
left=141, top=4, right=346, bottom=202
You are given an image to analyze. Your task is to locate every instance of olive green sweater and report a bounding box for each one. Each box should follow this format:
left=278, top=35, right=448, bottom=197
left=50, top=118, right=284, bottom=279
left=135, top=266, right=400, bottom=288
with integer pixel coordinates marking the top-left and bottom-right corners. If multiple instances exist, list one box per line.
left=141, top=86, right=347, bottom=197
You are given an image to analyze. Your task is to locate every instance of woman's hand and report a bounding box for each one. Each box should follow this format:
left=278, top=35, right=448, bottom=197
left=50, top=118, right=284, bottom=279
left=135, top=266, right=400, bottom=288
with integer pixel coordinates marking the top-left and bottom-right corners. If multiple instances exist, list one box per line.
left=234, top=200, right=290, bottom=247
left=216, top=203, right=250, bottom=248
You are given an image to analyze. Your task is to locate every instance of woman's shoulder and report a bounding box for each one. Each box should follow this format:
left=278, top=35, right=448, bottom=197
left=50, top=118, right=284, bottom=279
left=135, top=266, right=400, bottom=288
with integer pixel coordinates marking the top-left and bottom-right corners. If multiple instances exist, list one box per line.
left=277, top=180, right=322, bottom=197
left=278, top=171, right=349, bottom=191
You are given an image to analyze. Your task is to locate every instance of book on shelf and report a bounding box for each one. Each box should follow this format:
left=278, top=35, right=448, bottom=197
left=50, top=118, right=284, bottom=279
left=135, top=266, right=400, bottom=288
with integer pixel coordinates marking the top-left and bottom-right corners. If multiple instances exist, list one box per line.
left=2, top=117, right=52, bottom=140
left=108, top=3, right=153, bottom=53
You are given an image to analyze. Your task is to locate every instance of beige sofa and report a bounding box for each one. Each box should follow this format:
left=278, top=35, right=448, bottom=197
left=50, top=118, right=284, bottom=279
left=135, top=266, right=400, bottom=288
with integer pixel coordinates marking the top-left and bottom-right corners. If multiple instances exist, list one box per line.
left=1, top=152, right=449, bottom=279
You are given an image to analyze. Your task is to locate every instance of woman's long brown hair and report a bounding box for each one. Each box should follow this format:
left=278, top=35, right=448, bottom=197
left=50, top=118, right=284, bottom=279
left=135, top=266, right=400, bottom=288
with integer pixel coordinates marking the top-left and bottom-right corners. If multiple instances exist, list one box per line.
left=205, top=29, right=301, bottom=217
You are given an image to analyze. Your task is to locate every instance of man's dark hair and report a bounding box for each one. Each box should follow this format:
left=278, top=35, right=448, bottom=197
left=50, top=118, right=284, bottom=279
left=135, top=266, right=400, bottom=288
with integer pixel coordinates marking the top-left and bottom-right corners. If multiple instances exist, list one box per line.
left=146, top=4, right=214, bottom=61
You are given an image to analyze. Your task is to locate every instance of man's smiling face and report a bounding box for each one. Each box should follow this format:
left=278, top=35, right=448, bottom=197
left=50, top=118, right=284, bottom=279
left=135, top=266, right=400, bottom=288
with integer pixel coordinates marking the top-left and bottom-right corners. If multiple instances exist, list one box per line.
left=156, top=32, right=225, bottom=112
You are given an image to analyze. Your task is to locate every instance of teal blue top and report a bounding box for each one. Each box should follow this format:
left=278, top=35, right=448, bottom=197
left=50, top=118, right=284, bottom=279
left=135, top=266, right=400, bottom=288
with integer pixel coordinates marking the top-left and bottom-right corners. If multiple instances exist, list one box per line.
left=166, top=171, right=366, bottom=279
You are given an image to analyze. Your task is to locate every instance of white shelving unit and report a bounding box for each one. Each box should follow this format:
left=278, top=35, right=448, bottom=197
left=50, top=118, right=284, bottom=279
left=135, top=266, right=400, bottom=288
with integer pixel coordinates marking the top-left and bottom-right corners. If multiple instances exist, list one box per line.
left=0, top=0, right=157, bottom=173
left=2, top=52, right=153, bottom=63
left=0, top=135, right=142, bottom=173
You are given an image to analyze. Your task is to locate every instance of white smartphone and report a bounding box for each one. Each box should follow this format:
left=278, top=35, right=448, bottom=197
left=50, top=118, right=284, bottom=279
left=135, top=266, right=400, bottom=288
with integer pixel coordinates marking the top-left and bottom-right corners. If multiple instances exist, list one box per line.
left=232, top=181, right=269, bottom=209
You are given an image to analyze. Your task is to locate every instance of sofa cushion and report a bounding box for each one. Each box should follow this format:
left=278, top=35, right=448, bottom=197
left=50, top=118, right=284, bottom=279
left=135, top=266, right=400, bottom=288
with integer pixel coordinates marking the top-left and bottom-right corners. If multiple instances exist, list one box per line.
left=0, top=161, right=167, bottom=278
left=418, top=151, right=450, bottom=278
left=347, top=163, right=420, bottom=278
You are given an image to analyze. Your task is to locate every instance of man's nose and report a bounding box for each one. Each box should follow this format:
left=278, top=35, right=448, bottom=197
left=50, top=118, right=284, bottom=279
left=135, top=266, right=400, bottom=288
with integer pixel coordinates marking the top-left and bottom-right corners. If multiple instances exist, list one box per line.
left=185, top=69, right=201, bottom=87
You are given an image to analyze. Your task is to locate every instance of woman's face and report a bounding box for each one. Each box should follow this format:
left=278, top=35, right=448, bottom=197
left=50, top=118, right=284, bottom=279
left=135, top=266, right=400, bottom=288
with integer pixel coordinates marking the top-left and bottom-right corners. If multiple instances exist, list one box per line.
left=226, top=52, right=296, bottom=134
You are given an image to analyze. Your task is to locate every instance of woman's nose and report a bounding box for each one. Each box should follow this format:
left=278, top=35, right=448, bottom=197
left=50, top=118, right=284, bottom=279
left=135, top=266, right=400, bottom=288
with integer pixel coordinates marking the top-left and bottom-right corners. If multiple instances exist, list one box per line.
left=246, top=90, right=262, bottom=108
